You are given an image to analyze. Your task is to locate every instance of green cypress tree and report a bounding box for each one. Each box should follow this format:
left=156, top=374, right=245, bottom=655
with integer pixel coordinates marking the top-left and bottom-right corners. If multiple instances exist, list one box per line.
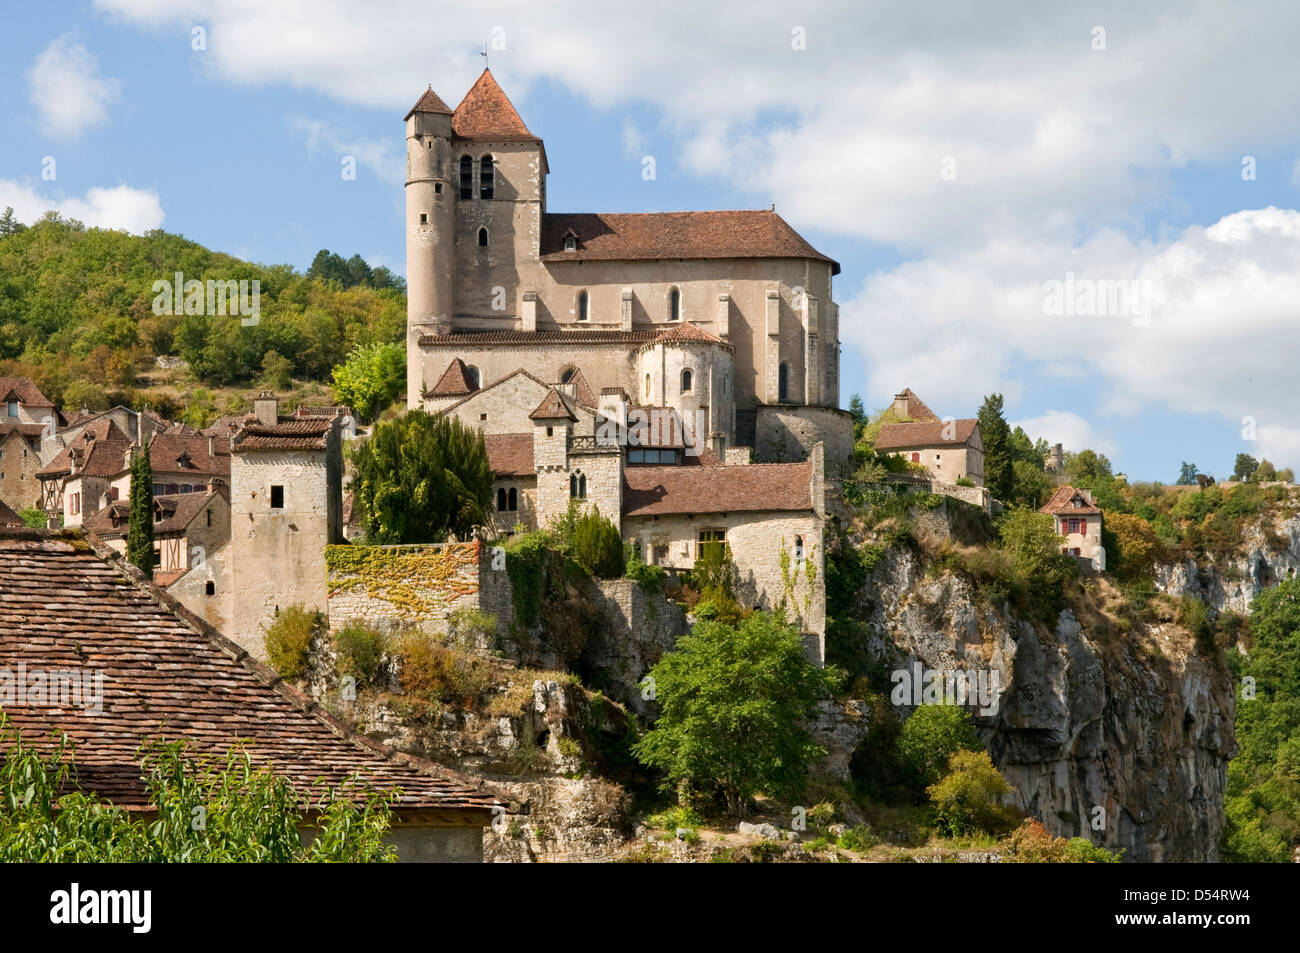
left=126, top=439, right=155, bottom=578
left=977, top=393, right=1013, bottom=501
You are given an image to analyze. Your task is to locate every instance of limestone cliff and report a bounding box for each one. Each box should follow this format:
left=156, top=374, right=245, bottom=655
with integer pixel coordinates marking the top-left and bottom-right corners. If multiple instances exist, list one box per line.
left=839, top=519, right=1236, bottom=862
left=1155, top=514, right=1300, bottom=615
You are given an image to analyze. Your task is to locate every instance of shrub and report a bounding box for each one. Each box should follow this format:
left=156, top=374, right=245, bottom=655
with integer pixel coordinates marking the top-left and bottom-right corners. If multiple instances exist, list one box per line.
left=446, top=606, right=498, bottom=650
left=332, top=620, right=388, bottom=686
left=572, top=506, right=625, bottom=578
left=263, top=606, right=322, bottom=680
left=625, top=544, right=668, bottom=591
left=836, top=824, right=879, bottom=852
left=396, top=635, right=493, bottom=708
left=18, top=507, right=48, bottom=529
left=1176, top=597, right=1214, bottom=655
left=898, top=704, right=982, bottom=791
left=1001, top=818, right=1123, bottom=862
left=926, top=750, right=1019, bottom=837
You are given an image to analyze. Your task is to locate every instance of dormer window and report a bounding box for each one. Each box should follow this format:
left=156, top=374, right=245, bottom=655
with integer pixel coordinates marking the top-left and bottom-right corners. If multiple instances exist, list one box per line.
left=563, top=231, right=577, bottom=252
left=5, top=401, right=17, bottom=418
left=479, top=155, right=494, bottom=199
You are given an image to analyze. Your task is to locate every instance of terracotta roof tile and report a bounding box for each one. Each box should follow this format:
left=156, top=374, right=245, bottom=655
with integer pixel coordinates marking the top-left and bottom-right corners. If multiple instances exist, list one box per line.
left=641, top=321, right=731, bottom=350
left=540, top=210, right=839, bottom=274
left=232, top=418, right=334, bottom=452
left=529, top=387, right=577, bottom=421
left=429, top=357, right=478, bottom=397
left=148, top=433, right=230, bottom=478
left=37, top=419, right=133, bottom=479
left=0, top=528, right=500, bottom=816
left=483, top=434, right=534, bottom=476
left=0, top=376, right=54, bottom=408
left=405, top=85, right=453, bottom=120
left=875, top=419, right=979, bottom=451
left=564, top=367, right=597, bottom=408
left=1040, top=484, right=1102, bottom=516
left=892, top=388, right=938, bottom=421
left=84, top=490, right=220, bottom=540
left=623, top=461, right=812, bottom=516
left=452, top=69, right=538, bottom=141
left=0, top=421, right=45, bottom=440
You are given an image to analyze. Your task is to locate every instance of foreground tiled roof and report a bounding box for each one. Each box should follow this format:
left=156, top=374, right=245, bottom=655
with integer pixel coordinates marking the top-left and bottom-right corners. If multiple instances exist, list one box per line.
left=0, top=376, right=54, bottom=408
left=540, top=210, right=840, bottom=274
left=231, top=417, right=334, bottom=452
left=483, top=434, right=535, bottom=476
left=405, top=84, right=453, bottom=120
left=892, top=387, right=938, bottom=421
left=622, top=461, right=813, bottom=516
left=875, top=419, right=979, bottom=451
left=0, top=499, right=23, bottom=526
left=0, top=528, right=500, bottom=817
left=421, top=329, right=656, bottom=347
left=1040, top=484, right=1102, bottom=516
left=37, top=419, right=133, bottom=479
left=452, top=68, right=539, bottom=141
left=429, top=357, right=478, bottom=397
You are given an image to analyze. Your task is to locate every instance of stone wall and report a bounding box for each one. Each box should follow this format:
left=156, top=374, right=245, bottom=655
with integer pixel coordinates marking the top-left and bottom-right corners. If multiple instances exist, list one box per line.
left=0, top=430, right=42, bottom=511
left=169, top=541, right=232, bottom=634
left=325, top=541, right=487, bottom=633
left=582, top=578, right=690, bottom=716
left=754, top=405, right=854, bottom=468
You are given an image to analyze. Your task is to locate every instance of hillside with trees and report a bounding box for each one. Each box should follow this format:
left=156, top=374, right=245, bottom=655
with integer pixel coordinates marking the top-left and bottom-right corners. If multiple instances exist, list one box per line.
left=0, top=211, right=407, bottom=423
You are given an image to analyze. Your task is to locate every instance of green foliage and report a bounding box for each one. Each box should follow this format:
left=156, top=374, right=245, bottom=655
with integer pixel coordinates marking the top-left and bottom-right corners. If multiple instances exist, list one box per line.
left=0, top=719, right=398, bottom=862
left=1234, top=453, right=1260, bottom=482
left=633, top=612, right=836, bottom=814
left=1222, top=578, right=1300, bottom=861
left=504, top=531, right=551, bottom=627
left=898, top=704, right=982, bottom=791
left=1176, top=597, right=1215, bottom=655
left=624, top=544, right=668, bottom=591
left=927, top=749, right=1019, bottom=837
left=848, top=394, right=867, bottom=441
left=350, top=411, right=492, bottom=544
left=18, top=507, right=48, bottom=529
left=1102, top=511, right=1161, bottom=584
left=977, top=394, right=1013, bottom=501
left=332, top=621, right=388, bottom=687
left=836, top=824, right=879, bottom=852
left=62, top=379, right=110, bottom=412
left=446, top=606, right=498, bottom=650
left=261, top=350, right=293, bottom=391
left=1001, top=818, right=1123, bottom=863
left=126, top=442, right=154, bottom=578
left=396, top=635, right=493, bottom=708
left=307, top=249, right=405, bottom=292
left=1176, top=461, right=1199, bottom=485
left=263, top=606, right=322, bottom=680
left=331, top=341, right=406, bottom=421
left=572, top=506, right=626, bottom=578
left=994, top=506, right=1078, bottom=621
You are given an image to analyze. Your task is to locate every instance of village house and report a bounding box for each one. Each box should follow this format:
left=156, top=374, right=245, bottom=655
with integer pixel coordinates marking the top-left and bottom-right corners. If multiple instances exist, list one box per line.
left=1041, top=484, right=1105, bottom=570
left=0, top=498, right=22, bottom=527
left=36, top=418, right=135, bottom=525
left=0, top=525, right=500, bottom=861
left=0, top=377, right=56, bottom=512
left=875, top=388, right=985, bottom=487
left=82, top=482, right=231, bottom=586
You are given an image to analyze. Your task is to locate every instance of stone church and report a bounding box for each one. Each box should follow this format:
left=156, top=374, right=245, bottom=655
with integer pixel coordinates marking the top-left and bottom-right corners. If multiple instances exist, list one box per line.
left=404, top=70, right=853, bottom=657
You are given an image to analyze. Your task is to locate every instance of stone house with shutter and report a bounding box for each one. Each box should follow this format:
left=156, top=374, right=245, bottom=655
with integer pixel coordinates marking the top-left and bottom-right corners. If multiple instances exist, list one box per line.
left=1041, top=484, right=1105, bottom=570
left=0, top=377, right=55, bottom=511
left=874, top=388, right=985, bottom=487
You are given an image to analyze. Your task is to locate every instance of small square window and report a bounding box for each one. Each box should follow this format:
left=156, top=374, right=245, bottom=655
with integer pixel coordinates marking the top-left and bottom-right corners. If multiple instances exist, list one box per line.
left=480, top=413, right=487, bottom=421
left=546, top=426, right=554, bottom=437
left=270, top=485, right=284, bottom=509
left=434, top=182, right=442, bottom=193
left=419, top=213, right=428, bottom=224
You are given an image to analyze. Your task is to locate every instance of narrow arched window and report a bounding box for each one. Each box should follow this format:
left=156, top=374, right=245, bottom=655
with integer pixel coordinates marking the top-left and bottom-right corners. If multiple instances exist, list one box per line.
left=669, top=287, right=681, bottom=321
left=570, top=472, right=587, bottom=499
left=459, top=155, right=473, bottom=199
left=645, top=373, right=651, bottom=399
left=681, top=368, right=692, bottom=393
left=480, top=155, right=494, bottom=199
left=508, top=487, right=518, bottom=511
left=794, top=535, right=804, bottom=562
left=477, top=227, right=488, bottom=247
left=778, top=362, right=789, bottom=401
left=578, top=290, right=589, bottom=322
left=497, top=488, right=508, bottom=511
left=560, top=367, right=576, bottom=383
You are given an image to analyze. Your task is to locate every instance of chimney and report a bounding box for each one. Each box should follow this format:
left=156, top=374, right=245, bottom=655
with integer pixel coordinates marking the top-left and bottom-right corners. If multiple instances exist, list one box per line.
left=208, top=434, right=216, bottom=458
left=892, top=391, right=910, bottom=417
left=254, top=391, right=278, bottom=427
left=207, top=478, right=217, bottom=496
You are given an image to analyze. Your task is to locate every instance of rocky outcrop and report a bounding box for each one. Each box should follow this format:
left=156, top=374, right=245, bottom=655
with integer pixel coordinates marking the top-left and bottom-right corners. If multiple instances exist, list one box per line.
left=1156, top=515, right=1300, bottom=614
left=849, top=542, right=1235, bottom=862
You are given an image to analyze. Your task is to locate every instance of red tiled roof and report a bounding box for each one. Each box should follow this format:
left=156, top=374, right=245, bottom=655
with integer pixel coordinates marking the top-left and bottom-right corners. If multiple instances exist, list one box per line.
left=0, top=528, right=501, bottom=817
left=622, top=461, right=812, bottom=516
left=429, top=357, right=478, bottom=397
left=0, top=376, right=54, bottom=408
left=421, top=329, right=656, bottom=347
left=875, top=419, right=979, bottom=451
left=892, top=388, right=938, bottom=421
left=232, top=417, right=334, bottom=452
left=484, top=434, right=535, bottom=476
left=405, top=85, right=453, bottom=120
left=529, top=387, right=578, bottom=421
left=564, top=367, right=597, bottom=408
left=37, top=419, right=133, bottom=479
left=452, top=69, right=538, bottom=141
left=202, top=414, right=253, bottom=438
left=149, top=433, right=230, bottom=478
left=540, top=210, right=840, bottom=274
left=0, top=499, right=23, bottom=526
left=296, top=404, right=353, bottom=420
left=0, top=421, right=45, bottom=440
left=1040, top=484, right=1102, bottom=516
left=83, top=490, right=221, bottom=540
left=641, top=321, right=731, bottom=350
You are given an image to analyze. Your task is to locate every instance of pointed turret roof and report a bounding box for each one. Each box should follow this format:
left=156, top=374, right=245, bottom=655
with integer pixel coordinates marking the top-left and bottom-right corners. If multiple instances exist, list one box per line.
left=405, top=85, right=453, bottom=120
left=428, top=357, right=478, bottom=397
left=452, top=69, right=539, bottom=141
left=529, top=386, right=578, bottom=421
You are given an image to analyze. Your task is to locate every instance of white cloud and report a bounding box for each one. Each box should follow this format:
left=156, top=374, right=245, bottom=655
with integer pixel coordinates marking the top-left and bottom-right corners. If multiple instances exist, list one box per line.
left=1012, top=411, right=1117, bottom=459
left=26, top=34, right=121, bottom=139
left=0, top=180, right=164, bottom=233
left=846, top=207, right=1300, bottom=470
left=288, top=117, right=401, bottom=184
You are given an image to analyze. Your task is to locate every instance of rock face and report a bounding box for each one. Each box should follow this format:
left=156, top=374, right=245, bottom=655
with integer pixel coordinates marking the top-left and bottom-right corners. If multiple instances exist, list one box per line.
left=1155, top=515, right=1300, bottom=614
left=852, top=543, right=1235, bottom=862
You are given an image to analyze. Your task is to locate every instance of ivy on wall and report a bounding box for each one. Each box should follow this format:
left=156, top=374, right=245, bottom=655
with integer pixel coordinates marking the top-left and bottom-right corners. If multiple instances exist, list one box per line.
left=325, top=543, right=480, bottom=620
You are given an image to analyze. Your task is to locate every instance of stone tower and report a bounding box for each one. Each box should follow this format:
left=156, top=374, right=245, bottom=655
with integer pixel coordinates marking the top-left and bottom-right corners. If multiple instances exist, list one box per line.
left=405, top=86, right=457, bottom=406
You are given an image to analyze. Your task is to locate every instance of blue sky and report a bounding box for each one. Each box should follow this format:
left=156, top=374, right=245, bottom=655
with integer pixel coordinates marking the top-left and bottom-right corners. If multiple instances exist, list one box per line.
left=5, top=1, right=1300, bottom=482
